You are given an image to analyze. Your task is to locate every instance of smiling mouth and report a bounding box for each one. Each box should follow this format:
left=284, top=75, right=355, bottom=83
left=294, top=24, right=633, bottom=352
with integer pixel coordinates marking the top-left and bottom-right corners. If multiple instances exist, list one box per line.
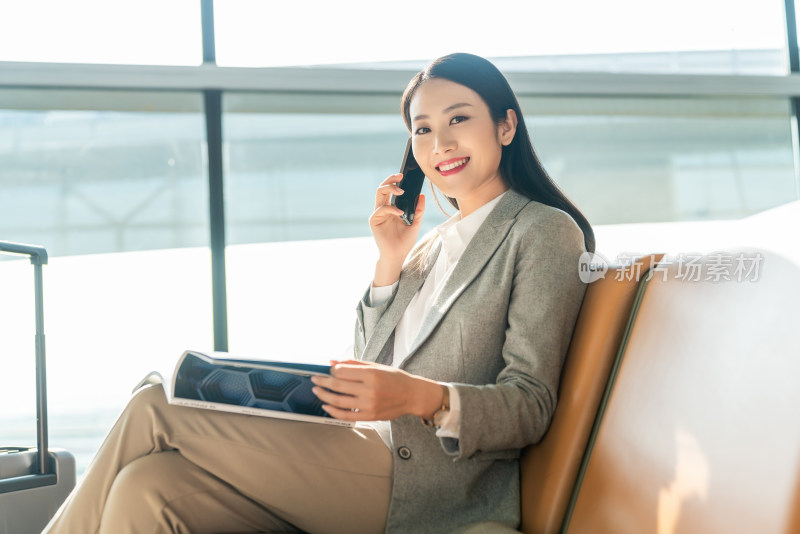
left=436, top=157, right=469, bottom=173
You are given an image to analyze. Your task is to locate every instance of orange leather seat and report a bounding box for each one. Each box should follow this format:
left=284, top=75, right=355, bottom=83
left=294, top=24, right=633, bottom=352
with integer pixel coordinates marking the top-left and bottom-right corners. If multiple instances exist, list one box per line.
left=519, top=254, right=663, bottom=534
left=566, top=246, right=800, bottom=533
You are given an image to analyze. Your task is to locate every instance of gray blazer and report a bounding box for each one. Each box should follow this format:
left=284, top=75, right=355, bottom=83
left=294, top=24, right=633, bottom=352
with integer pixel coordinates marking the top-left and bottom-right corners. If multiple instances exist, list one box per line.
left=355, top=190, right=588, bottom=533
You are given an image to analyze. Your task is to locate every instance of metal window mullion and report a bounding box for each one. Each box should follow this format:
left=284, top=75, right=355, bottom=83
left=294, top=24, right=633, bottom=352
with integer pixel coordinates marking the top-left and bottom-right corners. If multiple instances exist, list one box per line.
left=785, top=0, right=800, bottom=198
left=201, top=0, right=216, bottom=65
left=201, top=0, right=227, bottom=351
left=790, top=98, right=800, bottom=199
left=4, top=63, right=800, bottom=97
left=204, top=89, right=228, bottom=352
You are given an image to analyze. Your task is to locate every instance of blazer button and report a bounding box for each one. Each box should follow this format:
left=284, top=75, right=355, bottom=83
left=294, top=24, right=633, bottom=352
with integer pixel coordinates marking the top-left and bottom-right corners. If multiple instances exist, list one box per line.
left=397, top=446, right=412, bottom=460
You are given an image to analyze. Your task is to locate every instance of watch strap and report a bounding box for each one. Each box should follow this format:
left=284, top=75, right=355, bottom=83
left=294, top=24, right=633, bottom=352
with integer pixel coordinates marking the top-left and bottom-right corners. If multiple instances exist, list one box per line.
left=421, top=384, right=450, bottom=428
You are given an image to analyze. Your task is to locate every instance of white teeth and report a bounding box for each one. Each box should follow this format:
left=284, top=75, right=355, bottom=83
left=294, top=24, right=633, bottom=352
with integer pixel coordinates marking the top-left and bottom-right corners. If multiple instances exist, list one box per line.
left=439, top=158, right=468, bottom=171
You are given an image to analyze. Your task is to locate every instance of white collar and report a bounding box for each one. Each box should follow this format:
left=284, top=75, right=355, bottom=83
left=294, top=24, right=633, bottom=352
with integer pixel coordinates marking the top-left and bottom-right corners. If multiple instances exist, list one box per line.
left=435, top=192, right=507, bottom=266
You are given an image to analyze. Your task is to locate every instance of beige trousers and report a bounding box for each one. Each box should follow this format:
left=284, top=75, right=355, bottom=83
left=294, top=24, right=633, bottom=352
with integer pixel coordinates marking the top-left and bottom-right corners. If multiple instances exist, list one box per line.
left=42, top=383, right=393, bottom=534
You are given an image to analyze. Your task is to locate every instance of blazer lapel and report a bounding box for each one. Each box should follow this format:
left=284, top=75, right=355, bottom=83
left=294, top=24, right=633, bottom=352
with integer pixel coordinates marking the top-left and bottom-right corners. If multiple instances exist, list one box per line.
left=360, top=240, right=442, bottom=363
left=400, top=191, right=531, bottom=368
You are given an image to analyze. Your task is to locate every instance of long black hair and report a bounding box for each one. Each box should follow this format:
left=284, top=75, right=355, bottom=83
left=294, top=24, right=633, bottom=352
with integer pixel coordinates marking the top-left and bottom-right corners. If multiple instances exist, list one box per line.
left=401, top=53, right=595, bottom=253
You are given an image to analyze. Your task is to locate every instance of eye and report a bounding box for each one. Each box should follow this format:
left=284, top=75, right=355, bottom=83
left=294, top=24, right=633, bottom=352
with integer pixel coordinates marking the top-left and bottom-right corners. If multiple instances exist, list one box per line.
left=450, top=115, right=468, bottom=125
left=414, top=126, right=430, bottom=135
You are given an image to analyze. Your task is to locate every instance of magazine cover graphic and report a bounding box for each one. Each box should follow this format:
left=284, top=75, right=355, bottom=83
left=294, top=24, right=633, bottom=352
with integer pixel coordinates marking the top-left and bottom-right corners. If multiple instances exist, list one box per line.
left=174, top=352, right=329, bottom=418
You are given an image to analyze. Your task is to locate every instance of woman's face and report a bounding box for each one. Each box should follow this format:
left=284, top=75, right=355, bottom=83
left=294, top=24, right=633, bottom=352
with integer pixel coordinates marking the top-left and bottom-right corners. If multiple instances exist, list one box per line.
left=409, top=78, right=516, bottom=216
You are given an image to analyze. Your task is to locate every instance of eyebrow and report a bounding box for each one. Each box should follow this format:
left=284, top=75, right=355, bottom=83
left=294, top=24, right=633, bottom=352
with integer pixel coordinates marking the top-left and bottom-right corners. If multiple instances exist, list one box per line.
left=412, top=102, right=473, bottom=122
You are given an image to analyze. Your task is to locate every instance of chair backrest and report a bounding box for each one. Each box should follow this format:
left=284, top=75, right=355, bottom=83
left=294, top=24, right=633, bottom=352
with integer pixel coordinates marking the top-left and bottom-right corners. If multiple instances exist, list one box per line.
left=565, top=247, right=800, bottom=533
left=520, top=254, right=663, bottom=534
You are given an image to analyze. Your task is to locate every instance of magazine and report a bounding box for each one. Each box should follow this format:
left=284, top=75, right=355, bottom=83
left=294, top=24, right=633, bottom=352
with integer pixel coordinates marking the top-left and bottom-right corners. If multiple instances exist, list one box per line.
left=140, top=350, right=352, bottom=427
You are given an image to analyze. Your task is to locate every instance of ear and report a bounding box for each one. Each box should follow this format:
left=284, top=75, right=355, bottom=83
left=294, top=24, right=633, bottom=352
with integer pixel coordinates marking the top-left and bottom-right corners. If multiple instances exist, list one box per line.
left=498, top=109, right=518, bottom=146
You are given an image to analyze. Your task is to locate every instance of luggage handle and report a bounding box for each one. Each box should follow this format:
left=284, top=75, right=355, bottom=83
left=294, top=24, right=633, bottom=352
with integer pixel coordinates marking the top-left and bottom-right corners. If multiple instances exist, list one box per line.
left=0, top=241, right=51, bottom=478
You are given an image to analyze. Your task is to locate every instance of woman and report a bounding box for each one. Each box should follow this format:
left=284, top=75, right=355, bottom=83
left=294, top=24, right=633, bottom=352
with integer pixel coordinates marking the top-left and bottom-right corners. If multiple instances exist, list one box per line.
left=44, top=53, right=594, bottom=534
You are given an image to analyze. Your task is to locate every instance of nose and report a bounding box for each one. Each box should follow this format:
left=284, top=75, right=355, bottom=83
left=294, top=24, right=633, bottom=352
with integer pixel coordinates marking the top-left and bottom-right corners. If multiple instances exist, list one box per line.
left=433, top=131, right=457, bottom=155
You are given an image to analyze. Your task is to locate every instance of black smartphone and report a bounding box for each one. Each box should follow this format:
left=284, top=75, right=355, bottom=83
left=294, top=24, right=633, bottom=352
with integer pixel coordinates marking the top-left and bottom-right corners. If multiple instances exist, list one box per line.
left=390, top=138, right=425, bottom=225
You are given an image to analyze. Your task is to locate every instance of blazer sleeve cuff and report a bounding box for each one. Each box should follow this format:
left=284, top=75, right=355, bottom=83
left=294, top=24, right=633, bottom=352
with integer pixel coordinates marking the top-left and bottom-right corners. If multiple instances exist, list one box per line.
left=368, top=281, right=398, bottom=308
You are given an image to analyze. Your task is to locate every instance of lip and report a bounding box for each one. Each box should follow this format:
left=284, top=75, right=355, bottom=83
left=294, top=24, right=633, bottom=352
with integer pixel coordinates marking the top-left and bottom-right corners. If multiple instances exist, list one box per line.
left=436, top=157, right=470, bottom=176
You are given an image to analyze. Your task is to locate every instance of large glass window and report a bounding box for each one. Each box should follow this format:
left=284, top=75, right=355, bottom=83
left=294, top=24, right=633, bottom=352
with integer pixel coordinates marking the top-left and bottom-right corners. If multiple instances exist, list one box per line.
left=223, top=93, right=450, bottom=246
left=215, top=0, right=787, bottom=74
left=221, top=92, right=796, bottom=357
left=220, top=91, right=797, bottom=361
left=222, top=93, right=450, bottom=358
left=0, top=90, right=213, bottom=476
left=0, top=90, right=209, bottom=256
left=0, top=0, right=202, bottom=65
left=525, top=96, right=796, bottom=224
left=223, top=93, right=795, bottom=237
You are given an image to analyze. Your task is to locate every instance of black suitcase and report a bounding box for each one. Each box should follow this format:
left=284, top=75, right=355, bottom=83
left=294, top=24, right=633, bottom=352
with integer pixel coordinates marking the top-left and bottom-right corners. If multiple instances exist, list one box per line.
left=0, top=241, right=76, bottom=534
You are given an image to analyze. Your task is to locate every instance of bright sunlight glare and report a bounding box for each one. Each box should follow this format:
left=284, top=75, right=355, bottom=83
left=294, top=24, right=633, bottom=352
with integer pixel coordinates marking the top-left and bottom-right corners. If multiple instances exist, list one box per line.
left=0, top=0, right=787, bottom=66
left=211, top=0, right=787, bottom=67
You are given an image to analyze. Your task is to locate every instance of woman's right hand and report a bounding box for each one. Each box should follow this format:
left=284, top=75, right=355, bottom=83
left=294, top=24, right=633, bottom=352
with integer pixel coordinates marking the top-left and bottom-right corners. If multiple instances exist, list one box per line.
left=370, top=173, right=425, bottom=286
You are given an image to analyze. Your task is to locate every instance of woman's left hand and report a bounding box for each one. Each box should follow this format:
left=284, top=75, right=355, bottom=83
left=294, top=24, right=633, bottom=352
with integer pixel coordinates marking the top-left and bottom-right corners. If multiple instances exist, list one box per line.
left=311, top=360, right=444, bottom=422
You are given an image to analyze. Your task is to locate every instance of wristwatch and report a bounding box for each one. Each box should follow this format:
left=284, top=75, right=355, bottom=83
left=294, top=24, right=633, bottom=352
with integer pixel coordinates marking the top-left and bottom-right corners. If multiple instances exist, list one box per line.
left=421, top=384, right=450, bottom=428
